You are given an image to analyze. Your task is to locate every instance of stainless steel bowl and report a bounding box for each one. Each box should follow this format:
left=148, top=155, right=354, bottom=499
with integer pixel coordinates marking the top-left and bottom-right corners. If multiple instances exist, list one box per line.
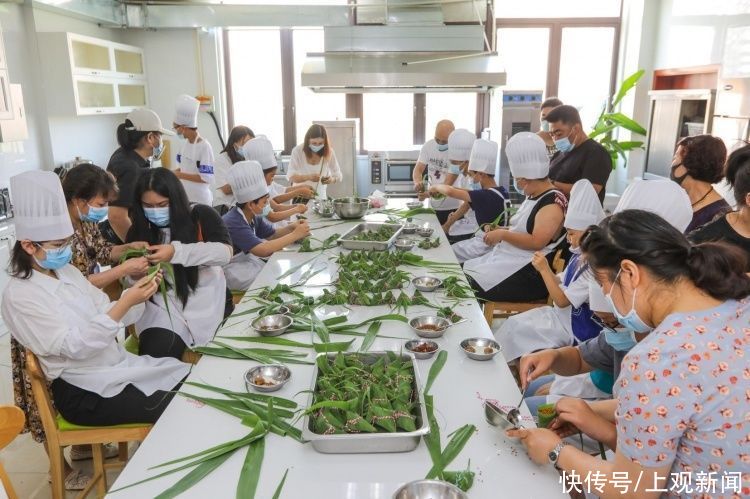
left=244, top=364, right=291, bottom=393
left=416, top=227, right=434, bottom=238
left=404, top=339, right=440, bottom=360
left=409, top=315, right=451, bottom=339
left=401, top=223, right=418, bottom=234
left=412, top=276, right=442, bottom=292
left=460, top=337, right=501, bottom=361
left=251, top=314, right=293, bottom=337
left=406, top=201, right=423, bottom=210
left=484, top=400, right=521, bottom=430
left=393, top=480, right=468, bottom=499
left=394, top=238, right=415, bottom=251
left=333, top=197, right=370, bottom=219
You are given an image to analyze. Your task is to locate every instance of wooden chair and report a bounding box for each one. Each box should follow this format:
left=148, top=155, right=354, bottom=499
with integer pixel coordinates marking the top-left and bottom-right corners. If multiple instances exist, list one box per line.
left=24, top=351, right=152, bottom=499
left=0, top=405, right=24, bottom=499
left=483, top=249, right=567, bottom=326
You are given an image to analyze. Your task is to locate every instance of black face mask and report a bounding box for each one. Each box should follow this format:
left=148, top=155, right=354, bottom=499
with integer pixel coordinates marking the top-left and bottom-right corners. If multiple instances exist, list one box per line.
left=670, top=163, right=688, bottom=185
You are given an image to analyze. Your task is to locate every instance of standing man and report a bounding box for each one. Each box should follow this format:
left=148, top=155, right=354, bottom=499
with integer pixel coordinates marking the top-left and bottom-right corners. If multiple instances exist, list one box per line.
left=546, top=105, right=612, bottom=203
left=413, top=119, right=459, bottom=225
left=537, top=97, right=563, bottom=158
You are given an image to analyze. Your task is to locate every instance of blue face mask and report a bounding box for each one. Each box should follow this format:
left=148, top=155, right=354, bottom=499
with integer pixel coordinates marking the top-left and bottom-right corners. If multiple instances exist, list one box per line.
left=513, top=178, right=524, bottom=195
left=605, top=269, right=652, bottom=333
left=35, top=244, right=73, bottom=271
left=79, top=204, right=108, bottom=223
left=310, top=144, right=324, bottom=153
left=540, top=120, right=550, bottom=132
left=449, top=164, right=462, bottom=176
left=569, top=245, right=582, bottom=255
left=437, top=143, right=449, bottom=152
left=235, top=147, right=245, bottom=159
left=144, top=206, right=170, bottom=227
left=604, top=327, right=637, bottom=352
left=470, top=181, right=482, bottom=190
left=152, top=139, right=164, bottom=161
left=261, top=204, right=272, bottom=217
left=554, top=128, right=577, bottom=153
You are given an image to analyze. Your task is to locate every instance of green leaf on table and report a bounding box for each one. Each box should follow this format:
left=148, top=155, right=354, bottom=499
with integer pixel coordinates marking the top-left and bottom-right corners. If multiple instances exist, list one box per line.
left=358, top=320, right=382, bottom=352
left=424, top=350, right=447, bottom=396
left=154, top=449, right=236, bottom=499
left=271, top=469, right=289, bottom=499
left=236, top=438, right=264, bottom=499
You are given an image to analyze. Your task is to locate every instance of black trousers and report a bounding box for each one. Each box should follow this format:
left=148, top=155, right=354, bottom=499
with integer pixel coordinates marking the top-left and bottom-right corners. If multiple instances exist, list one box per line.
left=139, top=327, right=188, bottom=359
left=468, top=262, right=550, bottom=302
left=435, top=209, right=456, bottom=226
left=448, top=232, right=474, bottom=245
left=50, top=378, right=182, bottom=426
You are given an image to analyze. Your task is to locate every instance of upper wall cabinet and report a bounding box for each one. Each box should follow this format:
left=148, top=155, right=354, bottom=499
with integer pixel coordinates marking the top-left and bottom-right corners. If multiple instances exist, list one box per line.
left=38, top=33, right=148, bottom=116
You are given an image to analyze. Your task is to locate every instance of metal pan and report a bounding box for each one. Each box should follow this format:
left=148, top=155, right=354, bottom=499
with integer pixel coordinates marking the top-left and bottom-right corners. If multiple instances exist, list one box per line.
left=337, top=222, right=404, bottom=251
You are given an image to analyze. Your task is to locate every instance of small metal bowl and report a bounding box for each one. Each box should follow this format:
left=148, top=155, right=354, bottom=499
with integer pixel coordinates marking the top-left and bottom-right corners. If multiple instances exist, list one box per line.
left=412, top=276, right=442, bottom=292
left=460, top=337, right=501, bottom=361
left=416, top=226, right=434, bottom=238
left=405, top=339, right=440, bottom=360
left=409, top=315, right=451, bottom=339
left=394, top=238, right=415, bottom=251
left=401, top=223, right=418, bottom=234
left=393, top=479, right=468, bottom=499
left=317, top=209, right=335, bottom=218
left=484, top=400, right=521, bottom=430
left=406, top=201, right=423, bottom=210
left=244, top=364, right=291, bottom=393
left=251, top=314, right=293, bottom=337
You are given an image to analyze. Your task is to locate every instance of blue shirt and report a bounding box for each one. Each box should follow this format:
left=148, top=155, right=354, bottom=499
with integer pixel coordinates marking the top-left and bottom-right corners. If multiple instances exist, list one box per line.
left=467, top=186, right=510, bottom=227
left=563, top=254, right=600, bottom=343
left=222, top=207, right=275, bottom=255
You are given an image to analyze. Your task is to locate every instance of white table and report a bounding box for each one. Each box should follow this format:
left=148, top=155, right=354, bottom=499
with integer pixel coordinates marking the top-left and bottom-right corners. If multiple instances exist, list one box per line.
left=110, top=202, right=564, bottom=498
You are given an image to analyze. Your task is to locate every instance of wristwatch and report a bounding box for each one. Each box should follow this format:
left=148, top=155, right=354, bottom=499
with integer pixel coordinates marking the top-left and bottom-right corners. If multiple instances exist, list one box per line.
left=548, top=441, right=569, bottom=469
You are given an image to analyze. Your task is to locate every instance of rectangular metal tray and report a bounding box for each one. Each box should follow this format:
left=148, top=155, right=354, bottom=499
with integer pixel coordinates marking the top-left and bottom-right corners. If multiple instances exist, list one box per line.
left=301, top=351, right=429, bottom=454
left=337, top=222, right=404, bottom=251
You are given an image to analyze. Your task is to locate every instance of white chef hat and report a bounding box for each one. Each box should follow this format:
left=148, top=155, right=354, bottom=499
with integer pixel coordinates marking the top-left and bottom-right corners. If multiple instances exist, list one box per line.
left=173, top=94, right=199, bottom=128
left=588, top=280, right=611, bottom=313
left=506, top=132, right=549, bottom=180
left=11, top=171, right=74, bottom=242
left=227, top=161, right=269, bottom=204
left=126, top=108, right=174, bottom=135
left=448, top=129, right=475, bottom=162
left=242, top=137, right=277, bottom=170
left=565, top=179, right=605, bottom=230
left=614, top=178, right=692, bottom=232
left=468, top=139, right=499, bottom=175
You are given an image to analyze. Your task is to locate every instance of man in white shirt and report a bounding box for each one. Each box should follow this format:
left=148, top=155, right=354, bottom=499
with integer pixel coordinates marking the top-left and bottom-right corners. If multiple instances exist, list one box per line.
left=413, top=119, right=460, bottom=225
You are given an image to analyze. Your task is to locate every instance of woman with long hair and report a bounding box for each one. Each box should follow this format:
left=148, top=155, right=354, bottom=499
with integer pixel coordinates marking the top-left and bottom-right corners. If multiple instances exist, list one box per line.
left=287, top=124, right=342, bottom=198
left=213, top=125, right=255, bottom=213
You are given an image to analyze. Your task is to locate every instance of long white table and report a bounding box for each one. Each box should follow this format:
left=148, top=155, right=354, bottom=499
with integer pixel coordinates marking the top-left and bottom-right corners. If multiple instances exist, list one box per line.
left=109, top=202, right=564, bottom=498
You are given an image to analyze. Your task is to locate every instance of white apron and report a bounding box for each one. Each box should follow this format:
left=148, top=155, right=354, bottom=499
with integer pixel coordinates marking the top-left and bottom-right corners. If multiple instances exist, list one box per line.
left=463, top=191, right=563, bottom=291
left=494, top=305, right=574, bottom=361
left=448, top=174, right=479, bottom=236
left=451, top=188, right=508, bottom=263
left=547, top=373, right=611, bottom=402
left=224, top=251, right=266, bottom=291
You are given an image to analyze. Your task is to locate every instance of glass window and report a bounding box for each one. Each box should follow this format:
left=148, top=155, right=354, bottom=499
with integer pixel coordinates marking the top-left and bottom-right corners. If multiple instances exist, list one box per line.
left=497, top=28, right=549, bottom=90
left=227, top=29, right=284, bottom=150
left=363, top=93, right=414, bottom=151
left=292, top=28, right=346, bottom=146
left=496, top=0, right=621, bottom=18
left=425, top=93, right=476, bottom=138
left=557, top=27, right=615, bottom=130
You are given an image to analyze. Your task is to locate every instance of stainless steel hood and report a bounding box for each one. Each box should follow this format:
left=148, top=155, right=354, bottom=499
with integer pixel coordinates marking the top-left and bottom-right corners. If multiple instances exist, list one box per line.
left=301, top=52, right=506, bottom=93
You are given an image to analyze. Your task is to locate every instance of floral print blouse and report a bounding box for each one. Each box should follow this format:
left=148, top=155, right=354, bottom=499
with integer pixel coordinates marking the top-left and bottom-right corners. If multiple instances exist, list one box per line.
left=71, top=220, right=113, bottom=274
left=614, top=298, right=750, bottom=498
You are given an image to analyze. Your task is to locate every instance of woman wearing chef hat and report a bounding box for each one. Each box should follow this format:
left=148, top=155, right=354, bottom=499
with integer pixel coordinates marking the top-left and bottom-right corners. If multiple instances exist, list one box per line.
left=126, top=168, right=233, bottom=358
left=439, top=129, right=479, bottom=243
left=222, top=161, right=311, bottom=291
left=463, top=132, right=567, bottom=302
left=496, top=179, right=605, bottom=361
left=1, top=171, right=190, bottom=430
left=172, top=94, right=215, bottom=206
left=430, top=138, right=511, bottom=263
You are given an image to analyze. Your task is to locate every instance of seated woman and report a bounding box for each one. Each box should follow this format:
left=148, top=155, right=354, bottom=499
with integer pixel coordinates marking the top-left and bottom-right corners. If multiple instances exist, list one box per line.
left=213, top=125, right=255, bottom=214
left=2, top=171, right=189, bottom=431
left=690, top=143, right=750, bottom=267
left=496, top=179, right=604, bottom=362
left=287, top=124, right=343, bottom=198
left=440, top=128, right=478, bottom=243
left=509, top=209, right=750, bottom=496
left=222, top=161, right=311, bottom=291
left=126, top=168, right=233, bottom=358
left=670, top=134, right=731, bottom=232
left=464, top=132, right=567, bottom=302
left=430, top=139, right=510, bottom=263
left=242, top=136, right=310, bottom=227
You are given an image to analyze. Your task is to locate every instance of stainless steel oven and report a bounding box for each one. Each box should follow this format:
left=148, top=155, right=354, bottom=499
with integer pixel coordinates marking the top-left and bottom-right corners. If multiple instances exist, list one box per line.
left=366, top=151, right=419, bottom=198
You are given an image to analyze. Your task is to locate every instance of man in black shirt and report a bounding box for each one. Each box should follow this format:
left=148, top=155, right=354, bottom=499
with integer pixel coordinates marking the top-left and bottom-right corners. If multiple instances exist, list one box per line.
left=546, top=105, right=612, bottom=203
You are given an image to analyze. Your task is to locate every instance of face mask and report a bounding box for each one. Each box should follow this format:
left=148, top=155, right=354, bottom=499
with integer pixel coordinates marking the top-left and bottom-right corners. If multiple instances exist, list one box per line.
left=310, top=144, right=324, bottom=153
left=437, top=143, right=449, bottom=152
left=235, top=147, right=245, bottom=159
left=79, top=204, right=108, bottom=223
left=569, top=245, right=582, bottom=255
left=669, top=163, right=688, bottom=185
left=449, top=164, right=462, bottom=176
left=540, top=120, right=550, bottom=132
left=605, top=269, right=652, bottom=333
left=470, top=178, right=482, bottom=190
left=554, top=128, right=577, bottom=153
left=35, top=244, right=73, bottom=271
left=152, top=137, right=164, bottom=161
left=261, top=204, right=272, bottom=217
left=144, top=206, right=170, bottom=227
left=604, top=327, right=638, bottom=352
left=513, top=178, right=525, bottom=195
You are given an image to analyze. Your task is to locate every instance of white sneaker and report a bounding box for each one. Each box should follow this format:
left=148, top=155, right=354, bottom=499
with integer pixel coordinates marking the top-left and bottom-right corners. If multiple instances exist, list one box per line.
left=47, top=469, right=92, bottom=491
left=69, top=443, right=120, bottom=461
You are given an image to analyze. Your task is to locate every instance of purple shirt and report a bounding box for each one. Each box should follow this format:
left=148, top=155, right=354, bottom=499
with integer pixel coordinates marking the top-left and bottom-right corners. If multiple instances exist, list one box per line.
left=222, top=207, right=275, bottom=255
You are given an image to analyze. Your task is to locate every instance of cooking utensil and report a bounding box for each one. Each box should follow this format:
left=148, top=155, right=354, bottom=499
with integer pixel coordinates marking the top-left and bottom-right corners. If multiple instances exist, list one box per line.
left=459, top=338, right=501, bottom=361
left=332, top=197, right=370, bottom=219
left=392, top=480, right=468, bottom=499
left=404, top=339, right=440, bottom=360
left=409, top=315, right=451, bottom=339
left=411, top=276, right=442, bottom=292
left=244, top=364, right=291, bottom=393
left=250, top=314, right=294, bottom=337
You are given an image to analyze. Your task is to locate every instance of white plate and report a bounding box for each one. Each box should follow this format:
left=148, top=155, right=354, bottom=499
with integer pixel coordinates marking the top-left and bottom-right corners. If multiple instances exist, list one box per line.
left=313, top=304, right=350, bottom=321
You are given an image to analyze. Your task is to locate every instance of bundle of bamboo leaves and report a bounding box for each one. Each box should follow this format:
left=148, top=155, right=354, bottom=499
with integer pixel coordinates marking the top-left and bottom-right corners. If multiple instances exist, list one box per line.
left=119, top=248, right=176, bottom=326
left=349, top=225, right=398, bottom=242
left=298, top=233, right=340, bottom=253
left=306, top=352, right=418, bottom=435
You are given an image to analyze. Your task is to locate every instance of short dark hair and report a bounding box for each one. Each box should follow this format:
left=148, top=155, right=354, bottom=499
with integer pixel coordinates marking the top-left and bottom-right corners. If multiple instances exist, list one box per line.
left=541, top=97, right=563, bottom=109
left=676, top=135, right=727, bottom=184
left=545, top=105, right=582, bottom=126
left=62, top=163, right=118, bottom=203
left=725, top=142, right=750, bottom=206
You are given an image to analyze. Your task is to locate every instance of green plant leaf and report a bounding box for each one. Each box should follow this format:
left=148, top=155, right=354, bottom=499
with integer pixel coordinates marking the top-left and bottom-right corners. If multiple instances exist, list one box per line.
left=271, top=469, right=289, bottom=499
left=425, top=424, right=476, bottom=479
left=424, top=350, right=447, bottom=395
left=611, top=69, right=645, bottom=108
left=183, top=382, right=298, bottom=409
left=154, top=449, right=237, bottom=499
left=604, top=112, right=647, bottom=136
left=236, top=438, right=264, bottom=499
left=358, top=320, right=382, bottom=352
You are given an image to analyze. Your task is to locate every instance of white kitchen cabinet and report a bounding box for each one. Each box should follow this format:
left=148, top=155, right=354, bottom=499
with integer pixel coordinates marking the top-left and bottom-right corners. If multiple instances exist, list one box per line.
left=0, top=84, right=28, bottom=142
left=0, top=223, right=15, bottom=328
left=38, top=32, right=148, bottom=116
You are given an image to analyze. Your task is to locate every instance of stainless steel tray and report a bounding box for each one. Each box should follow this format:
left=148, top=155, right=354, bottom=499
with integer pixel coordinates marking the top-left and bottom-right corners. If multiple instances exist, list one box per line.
left=337, top=222, right=404, bottom=251
left=301, top=351, right=429, bottom=453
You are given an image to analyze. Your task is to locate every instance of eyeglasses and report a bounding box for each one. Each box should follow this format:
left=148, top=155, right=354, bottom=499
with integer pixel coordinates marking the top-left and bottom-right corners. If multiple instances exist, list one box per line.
left=34, top=237, right=74, bottom=249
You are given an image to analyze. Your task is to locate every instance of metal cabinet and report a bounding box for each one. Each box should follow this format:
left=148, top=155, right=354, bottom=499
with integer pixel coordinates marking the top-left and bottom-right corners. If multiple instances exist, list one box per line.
left=313, top=120, right=359, bottom=198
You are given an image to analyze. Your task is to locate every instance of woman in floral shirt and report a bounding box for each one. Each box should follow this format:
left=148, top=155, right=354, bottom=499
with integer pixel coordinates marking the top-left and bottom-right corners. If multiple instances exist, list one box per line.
left=508, top=209, right=750, bottom=498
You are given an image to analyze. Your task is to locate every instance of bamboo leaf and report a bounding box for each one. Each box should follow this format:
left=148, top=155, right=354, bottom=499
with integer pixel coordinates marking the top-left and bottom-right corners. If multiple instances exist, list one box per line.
left=277, top=255, right=320, bottom=280
left=154, top=449, right=236, bottom=499
left=603, top=112, right=647, bottom=136
left=183, top=382, right=298, bottom=409
left=424, top=350, right=447, bottom=395
left=271, top=469, right=289, bottom=499
left=358, top=320, right=382, bottom=352
left=236, top=438, right=264, bottom=499
left=216, top=336, right=313, bottom=348
left=426, top=424, right=476, bottom=479
left=313, top=340, right=354, bottom=353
